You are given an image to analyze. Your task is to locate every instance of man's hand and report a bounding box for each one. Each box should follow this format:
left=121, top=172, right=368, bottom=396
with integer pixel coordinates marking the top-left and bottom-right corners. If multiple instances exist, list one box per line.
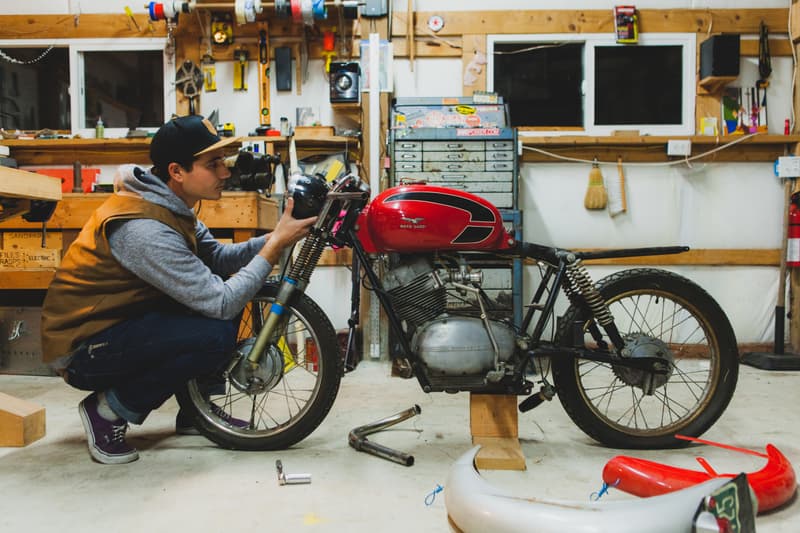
left=258, top=197, right=318, bottom=266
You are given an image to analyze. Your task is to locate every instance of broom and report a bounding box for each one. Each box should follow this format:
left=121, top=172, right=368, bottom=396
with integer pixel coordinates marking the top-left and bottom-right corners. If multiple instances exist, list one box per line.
left=584, top=159, right=608, bottom=210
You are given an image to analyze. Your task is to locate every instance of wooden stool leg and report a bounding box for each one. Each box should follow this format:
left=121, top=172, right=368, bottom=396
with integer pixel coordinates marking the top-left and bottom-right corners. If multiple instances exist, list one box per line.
left=469, top=393, right=526, bottom=471
left=0, top=392, right=45, bottom=447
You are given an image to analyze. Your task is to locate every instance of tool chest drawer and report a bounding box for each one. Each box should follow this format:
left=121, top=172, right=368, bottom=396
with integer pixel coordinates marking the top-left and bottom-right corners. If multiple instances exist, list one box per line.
left=392, top=136, right=517, bottom=208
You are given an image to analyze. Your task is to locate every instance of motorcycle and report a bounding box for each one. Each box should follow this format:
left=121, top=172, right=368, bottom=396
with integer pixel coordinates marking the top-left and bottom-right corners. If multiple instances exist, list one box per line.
left=176, top=171, right=739, bottom=451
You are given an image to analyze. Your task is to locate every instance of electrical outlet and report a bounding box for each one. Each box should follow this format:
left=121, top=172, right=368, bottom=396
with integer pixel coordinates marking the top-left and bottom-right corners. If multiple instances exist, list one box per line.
left=667, top=140, right=692, bottom=156
left=776, top=156, right=800, bottom=178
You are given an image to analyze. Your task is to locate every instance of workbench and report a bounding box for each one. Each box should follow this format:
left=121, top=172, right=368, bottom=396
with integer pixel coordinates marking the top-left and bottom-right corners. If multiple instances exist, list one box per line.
left=0, top=191, right=278, bottom=290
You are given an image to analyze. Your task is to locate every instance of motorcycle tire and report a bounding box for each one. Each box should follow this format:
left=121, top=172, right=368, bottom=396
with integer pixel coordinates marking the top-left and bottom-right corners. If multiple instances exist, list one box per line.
left=175, top=282, right=342, bottom=451
left=551, top=268, right=739, bottom=449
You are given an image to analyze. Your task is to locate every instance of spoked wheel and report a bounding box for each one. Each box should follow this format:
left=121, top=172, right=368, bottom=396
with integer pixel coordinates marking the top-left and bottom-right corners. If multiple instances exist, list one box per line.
left=175, top=282, right=342, bottom=450
left=552, top=268, right=739, bottom=449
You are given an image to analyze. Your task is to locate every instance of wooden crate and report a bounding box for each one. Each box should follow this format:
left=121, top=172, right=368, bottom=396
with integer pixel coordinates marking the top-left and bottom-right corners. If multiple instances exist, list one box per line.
left=1, top=231, right=63, bottom=250
left=0, top=249, right=61, bottom=270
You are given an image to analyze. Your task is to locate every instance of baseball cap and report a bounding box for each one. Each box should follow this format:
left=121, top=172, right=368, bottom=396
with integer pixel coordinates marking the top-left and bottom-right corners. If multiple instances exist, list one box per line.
left=150, top=115, right=241, bottom=170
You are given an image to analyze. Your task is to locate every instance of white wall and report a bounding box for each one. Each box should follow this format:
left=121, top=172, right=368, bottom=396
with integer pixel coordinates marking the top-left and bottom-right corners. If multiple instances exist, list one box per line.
left=4, top=0, right=794, bottom=342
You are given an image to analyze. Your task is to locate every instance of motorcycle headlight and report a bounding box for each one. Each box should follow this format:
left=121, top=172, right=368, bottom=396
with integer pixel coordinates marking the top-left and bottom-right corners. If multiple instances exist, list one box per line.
left=288, top=174, right=330, bottom=219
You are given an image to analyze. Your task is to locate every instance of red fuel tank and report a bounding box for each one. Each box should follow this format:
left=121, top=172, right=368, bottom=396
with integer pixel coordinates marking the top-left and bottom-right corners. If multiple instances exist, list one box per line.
left=356, top=185, right=515, bottom=253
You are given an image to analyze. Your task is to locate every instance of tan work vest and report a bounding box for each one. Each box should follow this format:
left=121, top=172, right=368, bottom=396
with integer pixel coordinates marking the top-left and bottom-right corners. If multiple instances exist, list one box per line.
left=41, top=193, right=198, bottom=363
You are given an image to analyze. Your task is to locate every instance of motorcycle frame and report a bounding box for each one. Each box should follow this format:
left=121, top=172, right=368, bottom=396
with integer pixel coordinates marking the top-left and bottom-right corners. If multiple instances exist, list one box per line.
left=347, top=228, right=688, bottom=394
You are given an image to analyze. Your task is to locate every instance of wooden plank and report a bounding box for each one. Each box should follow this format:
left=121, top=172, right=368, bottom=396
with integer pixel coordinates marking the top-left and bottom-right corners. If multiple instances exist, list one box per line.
left=792, top=1, right=800, bottom=43
left=2, top=9, right=784, bottom=41
left=472, top=436, right=527, bottom=471
left=2, top=231, right=63, bottom=250
left=3, top=138, right=151, bottom=166
left=578, top=248, right=780, bottom=266
left=0, top=392, right=45, bottom=447
left=0, top=167, right=61, bottom=202
left=470, top=393, right=525, bottom=471
left=390, top=9, right=788, bottom=37
left=198, top=193, right=279, bottom=230
left=0, top=192, right=278, bottom=230
left=470, top=394, right=519, bottom=438
left=462, top=34, right=487, bottom=95
left=740, top=39, right=792, bottom=57
left=0, top=270, right=56, bottom=290
left=0, top=249, right=60, bottom=270
left=0, top=14, right=165, bottom=39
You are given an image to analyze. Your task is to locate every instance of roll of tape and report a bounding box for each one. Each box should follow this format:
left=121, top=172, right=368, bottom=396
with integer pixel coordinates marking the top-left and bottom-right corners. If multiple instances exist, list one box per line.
left=235, top=0, right=247, bottom=25
left=301, top=0, right=313, bottom=25
left=275, top=0, right=291, bottom=18
left=290, top=0, right=303, bottom=23
left=312, top=0, right=327, bottom=19
left=162, top=0, right=178, bottom=20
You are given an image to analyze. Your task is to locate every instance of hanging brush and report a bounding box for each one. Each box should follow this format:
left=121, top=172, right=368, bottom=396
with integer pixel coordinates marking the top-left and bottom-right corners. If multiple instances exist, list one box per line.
left=584, top=158, right=608, bottom=210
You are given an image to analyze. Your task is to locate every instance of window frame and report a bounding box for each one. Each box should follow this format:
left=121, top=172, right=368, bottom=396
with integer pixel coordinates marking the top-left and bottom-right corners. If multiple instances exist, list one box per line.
left=0, top=37, right=174, bottom=136
left=487, top=33, right=697, bottom=137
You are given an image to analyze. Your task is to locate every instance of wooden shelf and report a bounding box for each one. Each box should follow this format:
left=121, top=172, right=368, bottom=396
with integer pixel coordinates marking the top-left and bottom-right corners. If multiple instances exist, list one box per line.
left=1, top=136, right=360, bottom=166
left=520, top=134, right=800, bottom=163
left=1, top=138, right=152, bottom=166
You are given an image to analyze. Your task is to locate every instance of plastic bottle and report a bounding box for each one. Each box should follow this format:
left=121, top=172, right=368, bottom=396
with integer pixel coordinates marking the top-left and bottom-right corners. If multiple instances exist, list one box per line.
left=95, top=117, right=104, bottom=139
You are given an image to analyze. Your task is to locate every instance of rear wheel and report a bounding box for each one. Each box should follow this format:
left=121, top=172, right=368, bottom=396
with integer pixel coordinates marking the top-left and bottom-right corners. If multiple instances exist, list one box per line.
left=175, top=282, right=342, bottom=450
left=551, top=268, right=739, bottom=449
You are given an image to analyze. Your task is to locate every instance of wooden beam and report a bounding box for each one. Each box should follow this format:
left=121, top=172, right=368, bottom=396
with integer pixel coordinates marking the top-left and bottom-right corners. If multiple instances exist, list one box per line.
left=390, top=9, right=788, bottom=38
left=741, top=38, right=793, bottom=57
left=2, top=138, right=152, bottom=166
left=0, top=14, right=165, bottom=39
left=470, top=394, right=525, bottom=471
left=0, top=167, right=62, bottom=202
left=0, top=192, right=276, bottom=230
left=578, top=248, right=780, bottom=266
left=0, top=392, right=45, bottom=447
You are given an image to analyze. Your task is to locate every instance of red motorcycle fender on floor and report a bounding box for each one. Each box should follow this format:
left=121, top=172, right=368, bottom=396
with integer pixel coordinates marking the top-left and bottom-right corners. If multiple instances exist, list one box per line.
left=602, top=441, right=797, bottom=513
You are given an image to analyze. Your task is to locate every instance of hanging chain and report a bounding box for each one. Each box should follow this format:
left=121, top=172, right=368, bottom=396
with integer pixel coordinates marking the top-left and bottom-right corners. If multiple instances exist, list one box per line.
left=0, top=46, right=56, bottom=65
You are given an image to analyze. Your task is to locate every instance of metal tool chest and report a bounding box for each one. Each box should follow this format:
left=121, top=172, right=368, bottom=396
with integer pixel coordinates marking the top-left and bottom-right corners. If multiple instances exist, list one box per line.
left=389, top=97, right=519, bottom=209
left=388, top=97, right=523, bottom=327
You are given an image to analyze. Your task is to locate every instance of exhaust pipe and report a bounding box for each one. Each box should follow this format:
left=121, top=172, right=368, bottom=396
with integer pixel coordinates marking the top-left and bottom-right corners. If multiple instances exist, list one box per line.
left=348, top=405, right=421, bottom=466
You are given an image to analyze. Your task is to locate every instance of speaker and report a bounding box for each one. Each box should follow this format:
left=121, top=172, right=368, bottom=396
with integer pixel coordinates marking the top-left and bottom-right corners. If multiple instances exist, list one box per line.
left=329, top=62, right=360, bottom=103
left=700, top=34, right=740, bottom=79
left=275, top=47, right=292, bottom=91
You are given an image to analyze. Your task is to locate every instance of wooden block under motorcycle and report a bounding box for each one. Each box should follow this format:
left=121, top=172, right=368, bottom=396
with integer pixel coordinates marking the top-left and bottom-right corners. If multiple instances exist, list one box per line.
left=470, top=393, right=526, bottom=471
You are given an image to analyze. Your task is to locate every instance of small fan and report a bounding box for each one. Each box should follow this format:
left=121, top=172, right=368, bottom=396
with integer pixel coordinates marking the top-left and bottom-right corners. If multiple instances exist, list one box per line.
left=175, top=59, right=203, bottom=114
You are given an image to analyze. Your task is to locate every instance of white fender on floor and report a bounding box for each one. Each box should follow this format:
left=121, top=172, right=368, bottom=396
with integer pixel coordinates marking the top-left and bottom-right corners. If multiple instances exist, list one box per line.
left=445, top=447, right=732, bottom=533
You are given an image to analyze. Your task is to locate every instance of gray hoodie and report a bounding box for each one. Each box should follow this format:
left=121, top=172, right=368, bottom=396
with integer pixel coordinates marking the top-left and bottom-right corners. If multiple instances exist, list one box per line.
left=107, top=165, right=272, bottom=320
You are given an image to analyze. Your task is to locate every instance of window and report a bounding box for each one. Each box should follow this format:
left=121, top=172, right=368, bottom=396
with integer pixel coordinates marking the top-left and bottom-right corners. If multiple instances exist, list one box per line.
left=0, top=38, right=174, bottom=135
left=488, top=33, right=696, bottom=136
left=0, top=47, right=70, bottom=130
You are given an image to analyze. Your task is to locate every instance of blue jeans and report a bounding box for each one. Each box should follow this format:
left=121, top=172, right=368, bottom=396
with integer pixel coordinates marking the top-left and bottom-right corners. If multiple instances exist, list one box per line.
left=65, top=311, right=238, bottom=424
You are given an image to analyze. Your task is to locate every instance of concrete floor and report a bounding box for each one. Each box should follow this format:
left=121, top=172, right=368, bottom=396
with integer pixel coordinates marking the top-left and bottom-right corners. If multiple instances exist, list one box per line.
left=0, top=361, right=798, bottom=533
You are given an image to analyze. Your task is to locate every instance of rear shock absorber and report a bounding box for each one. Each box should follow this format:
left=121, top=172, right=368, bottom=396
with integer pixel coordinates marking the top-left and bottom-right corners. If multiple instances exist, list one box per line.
left=565, top=261, right=625, bottom=350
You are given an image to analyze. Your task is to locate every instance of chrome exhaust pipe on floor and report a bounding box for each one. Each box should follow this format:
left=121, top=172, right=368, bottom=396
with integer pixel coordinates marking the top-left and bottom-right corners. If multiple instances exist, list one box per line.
left=348, top=404, right=421, bottom=466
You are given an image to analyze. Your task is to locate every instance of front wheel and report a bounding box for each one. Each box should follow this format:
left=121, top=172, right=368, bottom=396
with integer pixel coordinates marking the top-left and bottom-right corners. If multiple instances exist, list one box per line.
left=175, top=282, right=342, bottom=450
left=552, top=268, right=739, bottom=449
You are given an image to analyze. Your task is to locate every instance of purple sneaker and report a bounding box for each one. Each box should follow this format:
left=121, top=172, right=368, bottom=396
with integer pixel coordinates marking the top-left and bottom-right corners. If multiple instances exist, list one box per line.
left=78, top=393, right=139, bottom=464
left=176, top=403, right=250, bottom=435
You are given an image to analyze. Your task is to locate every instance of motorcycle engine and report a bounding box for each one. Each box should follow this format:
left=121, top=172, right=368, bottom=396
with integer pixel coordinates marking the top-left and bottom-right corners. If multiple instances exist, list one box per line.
left=383, top=256, right=516, bottom=376
left=412, top=316, right=516, bottom=375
